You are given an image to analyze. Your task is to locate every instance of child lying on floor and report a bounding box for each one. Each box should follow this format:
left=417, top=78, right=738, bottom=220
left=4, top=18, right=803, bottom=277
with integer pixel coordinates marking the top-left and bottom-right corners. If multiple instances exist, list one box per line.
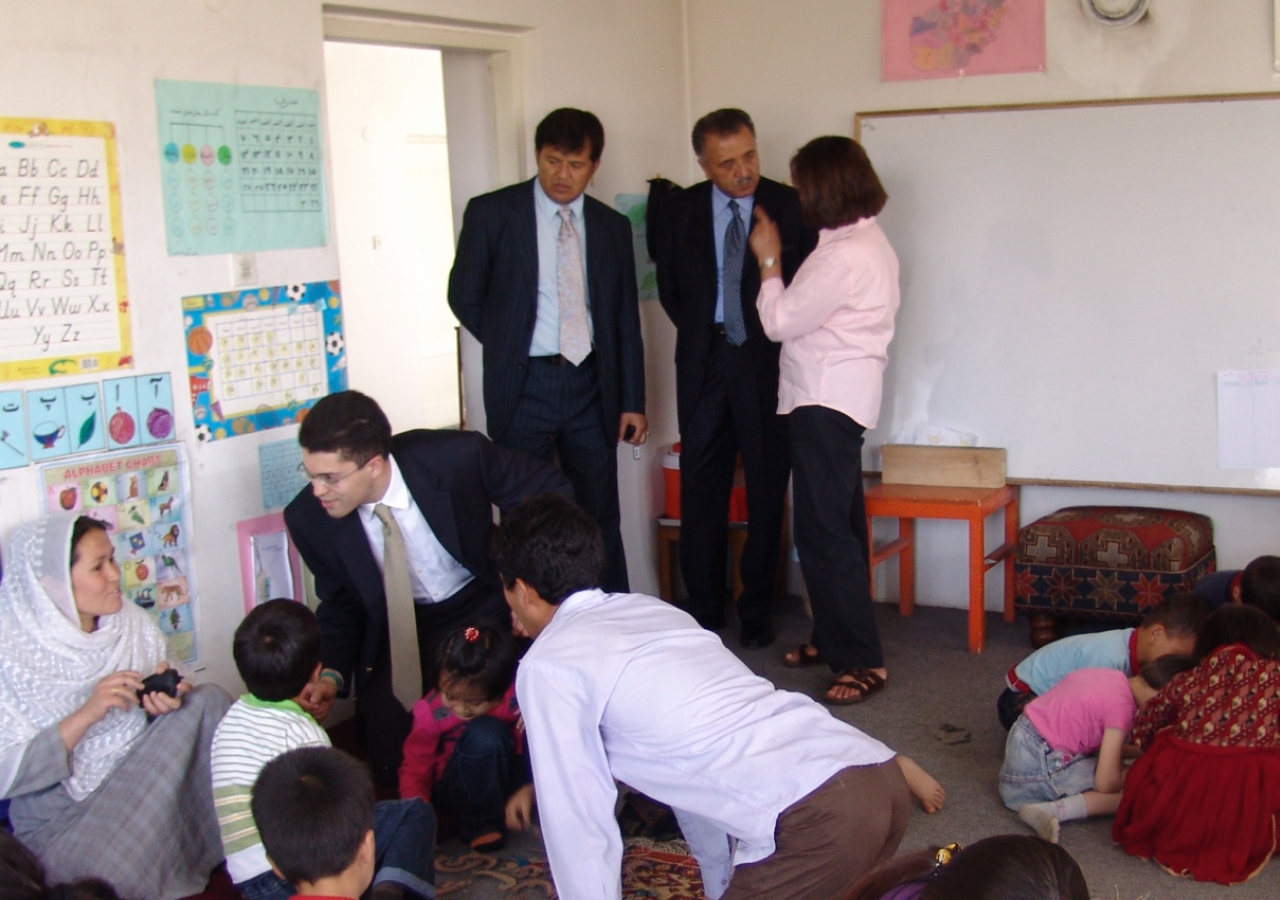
left=997, top=593, right=1205, bottom=730
left=999, top=654, right=1196, bottom=843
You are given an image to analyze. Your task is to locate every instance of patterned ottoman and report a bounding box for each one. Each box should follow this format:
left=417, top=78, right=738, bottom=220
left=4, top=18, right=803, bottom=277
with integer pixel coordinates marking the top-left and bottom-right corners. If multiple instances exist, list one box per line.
left=1013, top=506, right=1216, bottom=647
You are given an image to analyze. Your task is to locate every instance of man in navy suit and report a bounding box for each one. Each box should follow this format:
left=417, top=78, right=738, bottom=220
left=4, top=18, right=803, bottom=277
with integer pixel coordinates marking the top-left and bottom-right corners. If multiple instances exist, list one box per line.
left=652, top=109, right=817, bottom=649
left=284, top=390, right=571, bottom=784
left=448, top=108, right=646, bottom=593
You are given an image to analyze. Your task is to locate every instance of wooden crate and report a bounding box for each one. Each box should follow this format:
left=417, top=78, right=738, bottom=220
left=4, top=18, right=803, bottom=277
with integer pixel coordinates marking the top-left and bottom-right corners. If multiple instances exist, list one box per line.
left=880, top=445, right=1007, bottom=489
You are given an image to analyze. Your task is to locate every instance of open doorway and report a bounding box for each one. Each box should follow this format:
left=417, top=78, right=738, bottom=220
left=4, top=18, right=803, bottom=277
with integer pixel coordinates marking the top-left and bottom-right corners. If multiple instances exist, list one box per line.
left=323, top=40, right=460, bottom=429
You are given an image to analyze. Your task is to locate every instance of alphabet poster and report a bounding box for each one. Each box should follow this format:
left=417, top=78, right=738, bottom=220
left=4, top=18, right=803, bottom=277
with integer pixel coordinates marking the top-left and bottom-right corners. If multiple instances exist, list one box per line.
left=41, top=445, right=199, bottom=664
left=155, top=80, right=328, bottom=255
left=0, top=117, right=133, bottom=381
left=184, top=280, right=346, bottom=442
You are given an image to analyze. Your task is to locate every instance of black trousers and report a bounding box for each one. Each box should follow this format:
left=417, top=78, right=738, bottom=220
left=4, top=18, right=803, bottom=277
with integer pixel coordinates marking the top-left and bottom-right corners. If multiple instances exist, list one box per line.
left=502, top=354, right=629, bottom=592
left=356, top=578, right=509, bottom=786
left=789, top=405, right=883, bottom=671
left=678, top=336, right=790, bottom=630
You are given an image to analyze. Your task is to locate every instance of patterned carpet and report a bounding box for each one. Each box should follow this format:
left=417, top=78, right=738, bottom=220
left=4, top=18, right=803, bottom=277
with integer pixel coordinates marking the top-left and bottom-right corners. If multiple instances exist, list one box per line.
left=435, top=837, right=703, bottom=899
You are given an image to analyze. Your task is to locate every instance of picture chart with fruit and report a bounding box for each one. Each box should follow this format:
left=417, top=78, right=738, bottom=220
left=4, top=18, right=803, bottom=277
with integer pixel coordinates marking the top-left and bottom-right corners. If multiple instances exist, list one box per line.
left=41, top=444, right=198, bottom=664
left=184, top=280, right=345, bottom=442
left=0, top=117, right=134, bottom=381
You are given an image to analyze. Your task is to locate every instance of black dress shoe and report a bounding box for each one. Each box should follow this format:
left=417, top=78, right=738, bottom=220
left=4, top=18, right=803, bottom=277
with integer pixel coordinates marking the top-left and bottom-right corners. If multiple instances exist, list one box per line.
left=739, top=624, right=776, bottom=650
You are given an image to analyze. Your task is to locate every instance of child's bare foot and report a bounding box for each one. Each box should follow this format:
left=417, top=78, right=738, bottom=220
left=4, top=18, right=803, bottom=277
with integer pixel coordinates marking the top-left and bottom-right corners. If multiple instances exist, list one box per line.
left=896, top=756, right=945, bottom=813
left=469, top=831, right=505, bottom=852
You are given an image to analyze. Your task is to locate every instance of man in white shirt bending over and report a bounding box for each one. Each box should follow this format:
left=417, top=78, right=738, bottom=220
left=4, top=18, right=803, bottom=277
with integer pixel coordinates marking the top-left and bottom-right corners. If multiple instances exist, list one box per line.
left=494, top=492, right=917, bottom=900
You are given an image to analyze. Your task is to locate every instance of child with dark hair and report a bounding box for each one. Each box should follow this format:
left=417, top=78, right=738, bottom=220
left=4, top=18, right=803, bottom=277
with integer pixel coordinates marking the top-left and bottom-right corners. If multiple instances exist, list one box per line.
left=841, top=834, right=1088, bottom=900
left=1, top=832, right=125, bottom=900
left=251, top=747, right=376, bottom=900
left=1193, top=554, right=1280, bottom=623
left=399, top=624, right=529, bottom=852
left=997, top=593, right=1207, bottom=730
left=212, top=600, right=435, bottom=900
left=1000, top=654, right=1197, bottom=843
left=1114, top=604, right=1280, bottom=883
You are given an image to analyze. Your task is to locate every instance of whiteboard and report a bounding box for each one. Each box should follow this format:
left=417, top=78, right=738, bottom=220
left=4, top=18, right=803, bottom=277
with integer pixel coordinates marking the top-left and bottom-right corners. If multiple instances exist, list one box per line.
left=857, top=95, right=1280, bottom=491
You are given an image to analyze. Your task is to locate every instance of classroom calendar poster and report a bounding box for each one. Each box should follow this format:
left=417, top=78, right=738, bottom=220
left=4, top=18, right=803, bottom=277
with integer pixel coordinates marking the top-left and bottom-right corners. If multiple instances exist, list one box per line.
left=0, top=117, right=133, bottom=381
left=154, top=80, right=329, bottom=255
left=183, top=280, right=346, bottom=442
left=41, top=445, right=200, bottom=665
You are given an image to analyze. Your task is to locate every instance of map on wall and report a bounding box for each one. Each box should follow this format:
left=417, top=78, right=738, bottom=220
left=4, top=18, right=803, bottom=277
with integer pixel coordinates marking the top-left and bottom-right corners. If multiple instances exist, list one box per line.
left=183, top=280, right=346, bottom=442
left=615, top=194, right=658, bottom=302
left=881, top=0, right=1046, bottom=81
left=0, top=117, right=134, bottom=381
left=154, top=80, right=329, bottom=255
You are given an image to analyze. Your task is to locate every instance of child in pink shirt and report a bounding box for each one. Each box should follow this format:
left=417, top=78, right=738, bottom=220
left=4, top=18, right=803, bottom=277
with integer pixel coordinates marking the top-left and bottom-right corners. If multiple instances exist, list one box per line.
left=399, top=625, right=528, bottom=852
left=999, top=655, right=1195, bottom=843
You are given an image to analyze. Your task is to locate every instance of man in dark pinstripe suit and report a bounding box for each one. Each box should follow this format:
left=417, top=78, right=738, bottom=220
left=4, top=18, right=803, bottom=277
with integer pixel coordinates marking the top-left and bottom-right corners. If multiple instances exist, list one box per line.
left=448, top=108, right=646, bottom=592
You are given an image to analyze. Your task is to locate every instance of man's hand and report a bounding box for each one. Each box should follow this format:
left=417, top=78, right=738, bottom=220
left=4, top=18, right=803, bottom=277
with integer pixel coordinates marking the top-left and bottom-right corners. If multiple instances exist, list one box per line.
left=298, top=674, right=338, bottom=722
left=505, top=784, right=536, bottom=832
left=618, top=412, right=648, bottom=445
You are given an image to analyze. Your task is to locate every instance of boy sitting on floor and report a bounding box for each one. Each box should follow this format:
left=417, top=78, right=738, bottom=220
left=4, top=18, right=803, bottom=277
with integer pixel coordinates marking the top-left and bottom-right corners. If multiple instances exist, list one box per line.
left=253, top=747, right=388, bottom=900
left=211, top=600, right=436, bottom=900
left=997, top=593, right=1206, bottom=730
left=1193, top=555, right=1280, bottom=623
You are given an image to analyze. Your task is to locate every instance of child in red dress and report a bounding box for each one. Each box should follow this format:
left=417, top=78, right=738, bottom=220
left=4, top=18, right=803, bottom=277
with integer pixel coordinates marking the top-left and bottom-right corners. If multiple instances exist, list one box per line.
left=399, top=625, right=528, bottom=852
left=1113, top=605, right=1280, bottom=884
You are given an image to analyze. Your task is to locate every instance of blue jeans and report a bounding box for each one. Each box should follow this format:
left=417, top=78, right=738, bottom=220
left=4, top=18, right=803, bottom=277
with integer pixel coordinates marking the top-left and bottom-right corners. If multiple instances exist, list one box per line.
left=432, top=717, right=528, bottom=841
left=998, top=715, right=1098, bottom=809
left=236, top=799, right=437, bottom=900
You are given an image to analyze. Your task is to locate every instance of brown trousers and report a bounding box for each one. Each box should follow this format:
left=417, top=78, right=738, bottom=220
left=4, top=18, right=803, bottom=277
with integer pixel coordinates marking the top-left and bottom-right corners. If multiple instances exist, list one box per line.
left=721, top=758, right=911, bottom=900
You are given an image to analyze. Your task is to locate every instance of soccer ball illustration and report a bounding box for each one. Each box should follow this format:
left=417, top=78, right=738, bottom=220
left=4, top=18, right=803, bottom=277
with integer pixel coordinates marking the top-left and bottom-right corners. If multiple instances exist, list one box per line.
left=286, top=283, right=306, bottom=302
left=326, top=332, right=345, bottom=356
left=194, top=424, right=212, bottom=443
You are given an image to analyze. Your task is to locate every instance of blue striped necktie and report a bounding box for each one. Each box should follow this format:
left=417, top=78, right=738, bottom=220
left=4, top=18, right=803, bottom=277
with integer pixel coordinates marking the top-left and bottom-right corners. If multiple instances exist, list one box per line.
left=722, top=200, right=747, bottom=346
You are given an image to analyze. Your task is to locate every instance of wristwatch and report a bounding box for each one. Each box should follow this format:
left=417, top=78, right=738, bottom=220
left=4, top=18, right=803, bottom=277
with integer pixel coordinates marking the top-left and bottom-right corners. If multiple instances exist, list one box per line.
left=761, top=256, right=777, bottom=269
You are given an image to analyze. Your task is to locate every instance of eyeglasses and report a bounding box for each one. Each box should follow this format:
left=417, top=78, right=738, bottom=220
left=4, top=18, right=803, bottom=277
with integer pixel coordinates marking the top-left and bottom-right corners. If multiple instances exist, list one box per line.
left=297, top=458, right=368, bottom=487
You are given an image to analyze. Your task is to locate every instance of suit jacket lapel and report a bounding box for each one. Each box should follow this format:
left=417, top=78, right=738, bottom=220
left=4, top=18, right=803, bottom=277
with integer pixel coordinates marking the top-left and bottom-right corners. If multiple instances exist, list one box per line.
left=583, top=198, right=608, bottom=325
left=335, top=515, right=384, bottom=612
left=691, top=183, right=718, bottom=322
left=514, top=180, right=540, bottom=291
left=402, top=465, right=465, bottom=568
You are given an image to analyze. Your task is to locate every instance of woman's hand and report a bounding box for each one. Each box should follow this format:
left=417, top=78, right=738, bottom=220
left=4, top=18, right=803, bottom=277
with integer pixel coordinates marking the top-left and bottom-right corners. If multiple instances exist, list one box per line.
left=59, top=670, right=146, bottom=751
left=749, top=206, right=783, bottom=277
left=141, top=661, right=189, bottom=717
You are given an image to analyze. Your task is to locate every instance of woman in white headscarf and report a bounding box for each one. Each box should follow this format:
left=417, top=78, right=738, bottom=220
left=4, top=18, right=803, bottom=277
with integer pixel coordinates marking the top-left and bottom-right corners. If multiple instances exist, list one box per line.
left=0, top=515, right=231, bottom=900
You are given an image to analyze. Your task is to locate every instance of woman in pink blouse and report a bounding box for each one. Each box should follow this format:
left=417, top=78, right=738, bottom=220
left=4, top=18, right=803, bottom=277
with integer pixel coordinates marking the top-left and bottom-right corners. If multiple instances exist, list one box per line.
left=750, top=136, right=900, bottom=705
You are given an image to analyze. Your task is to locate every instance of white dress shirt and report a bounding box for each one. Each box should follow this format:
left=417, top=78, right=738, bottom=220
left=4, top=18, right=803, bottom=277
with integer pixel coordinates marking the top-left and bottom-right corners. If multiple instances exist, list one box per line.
left=358, top=455, right=474, bottom=603
left=529, top=179, right=594, bottom=357
left=517, top=589, right=896, bottom=900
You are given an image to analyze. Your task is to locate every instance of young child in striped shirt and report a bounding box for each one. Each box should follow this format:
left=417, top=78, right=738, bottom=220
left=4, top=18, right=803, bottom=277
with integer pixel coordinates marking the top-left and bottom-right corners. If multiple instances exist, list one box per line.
left=210, top=600, right=436, bottom=900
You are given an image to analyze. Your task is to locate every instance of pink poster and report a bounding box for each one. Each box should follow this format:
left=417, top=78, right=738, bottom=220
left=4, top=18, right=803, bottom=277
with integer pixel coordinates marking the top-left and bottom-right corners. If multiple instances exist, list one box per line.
left=881, top=0, right=1046, bottom=81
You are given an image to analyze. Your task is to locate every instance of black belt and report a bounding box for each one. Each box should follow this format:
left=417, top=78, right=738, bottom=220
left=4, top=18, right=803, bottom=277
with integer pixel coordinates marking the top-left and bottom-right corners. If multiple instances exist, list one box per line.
left=711, top=322, right=727, bottom=336
left=530, top=352, right=593, bottom=366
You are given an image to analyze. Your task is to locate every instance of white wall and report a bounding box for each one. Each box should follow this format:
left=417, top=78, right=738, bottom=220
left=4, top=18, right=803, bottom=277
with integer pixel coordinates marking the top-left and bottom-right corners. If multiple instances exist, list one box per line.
left=685, top=0, right=1280, bottom=612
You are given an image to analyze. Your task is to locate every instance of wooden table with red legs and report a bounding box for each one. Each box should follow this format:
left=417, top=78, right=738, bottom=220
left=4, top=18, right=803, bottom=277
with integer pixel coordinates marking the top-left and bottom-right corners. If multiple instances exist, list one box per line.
left=864, top=483, right=1020, bottom=653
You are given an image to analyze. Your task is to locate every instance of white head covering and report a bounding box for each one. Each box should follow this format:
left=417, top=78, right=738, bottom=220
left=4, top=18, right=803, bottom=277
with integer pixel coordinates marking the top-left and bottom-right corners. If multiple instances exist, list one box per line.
left=0, top=515, right=169, bottom=800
